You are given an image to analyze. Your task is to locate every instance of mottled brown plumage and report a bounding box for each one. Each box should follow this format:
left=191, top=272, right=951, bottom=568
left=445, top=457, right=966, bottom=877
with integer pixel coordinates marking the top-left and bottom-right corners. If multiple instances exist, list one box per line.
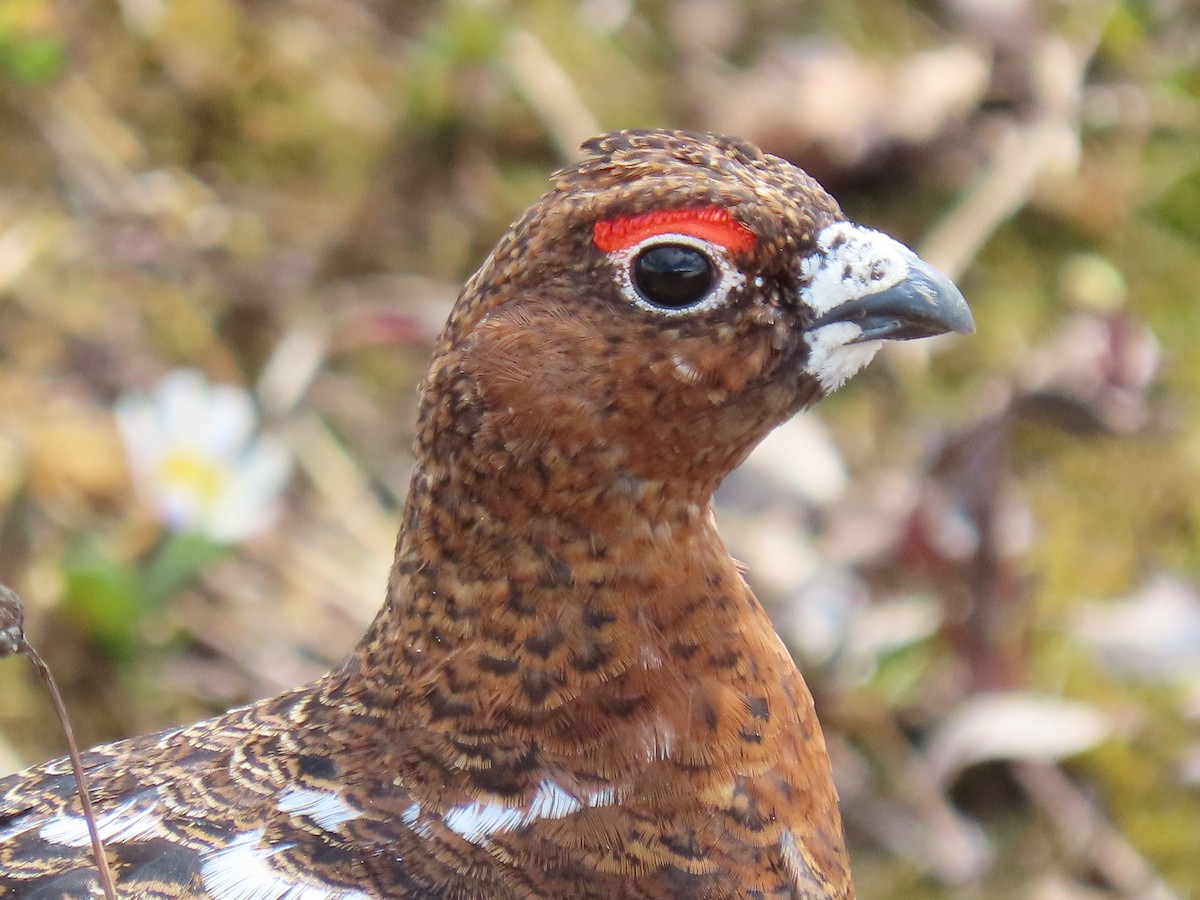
left=0, top=130, right=971, bottom=899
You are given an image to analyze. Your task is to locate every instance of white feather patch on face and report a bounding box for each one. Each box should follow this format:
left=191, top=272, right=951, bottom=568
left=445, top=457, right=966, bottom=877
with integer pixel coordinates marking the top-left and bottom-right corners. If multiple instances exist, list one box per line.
left=277, top=787, right=361, bottom=833
left=803, top=323, right=883, bottom=393
left=442, top=778, right=616, bottom=845
left=670, top=353, right=703, bottom=384
left=38, top=795, right=161, bottom=847
left=199, top=829, right=370, bottom=900
left=799, top=221, right=914, bottom=317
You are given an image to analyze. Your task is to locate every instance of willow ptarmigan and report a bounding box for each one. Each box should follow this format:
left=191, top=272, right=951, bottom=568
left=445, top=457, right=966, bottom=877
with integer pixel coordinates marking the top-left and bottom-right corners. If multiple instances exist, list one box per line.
left=0, top=130, right=972, bottom=899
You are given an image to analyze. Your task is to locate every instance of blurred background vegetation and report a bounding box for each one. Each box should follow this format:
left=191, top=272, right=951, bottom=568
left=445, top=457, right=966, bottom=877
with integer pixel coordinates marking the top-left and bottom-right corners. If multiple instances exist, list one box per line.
left=1, top=0, right=1200, bottom=897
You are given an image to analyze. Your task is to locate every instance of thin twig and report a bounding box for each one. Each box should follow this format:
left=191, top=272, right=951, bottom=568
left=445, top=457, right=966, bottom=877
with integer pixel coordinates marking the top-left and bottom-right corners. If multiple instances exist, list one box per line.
left=1014, top=761, right=1178, bottom=900
left=0, top=585, right=117, bottom=900
left=500, top=29, right=599, bottom=162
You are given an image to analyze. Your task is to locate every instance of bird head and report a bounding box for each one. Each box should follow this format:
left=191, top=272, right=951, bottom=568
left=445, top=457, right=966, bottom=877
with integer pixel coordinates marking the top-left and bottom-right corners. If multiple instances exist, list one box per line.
left=420, top=130, right=972, bottom=504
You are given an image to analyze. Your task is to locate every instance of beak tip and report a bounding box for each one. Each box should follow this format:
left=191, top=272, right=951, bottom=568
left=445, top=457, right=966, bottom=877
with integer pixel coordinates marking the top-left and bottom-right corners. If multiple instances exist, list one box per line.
left=942, top=286, right=975, bottom=336
left=893, top=258, right=974, bottom=341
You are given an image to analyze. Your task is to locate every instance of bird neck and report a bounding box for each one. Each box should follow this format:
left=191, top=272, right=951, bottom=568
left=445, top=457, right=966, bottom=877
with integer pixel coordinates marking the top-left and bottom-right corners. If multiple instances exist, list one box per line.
left=326, top=347, right=818, bottom=802
left=342, top=332, right=768, bottom=693
left=352, top=436, right=746, bottom=689
left=336, top=443, right=806, bottom=784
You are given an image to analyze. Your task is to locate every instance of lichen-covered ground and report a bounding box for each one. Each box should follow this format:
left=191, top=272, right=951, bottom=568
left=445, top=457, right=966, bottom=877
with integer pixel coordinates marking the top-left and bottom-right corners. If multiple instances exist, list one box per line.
left=2, top=2, right=1199, bottom=896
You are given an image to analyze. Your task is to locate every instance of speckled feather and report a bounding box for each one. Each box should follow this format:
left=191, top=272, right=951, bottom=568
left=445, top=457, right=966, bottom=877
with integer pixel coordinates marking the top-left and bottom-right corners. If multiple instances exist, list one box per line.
left=0, top=130, right=969, bottom=898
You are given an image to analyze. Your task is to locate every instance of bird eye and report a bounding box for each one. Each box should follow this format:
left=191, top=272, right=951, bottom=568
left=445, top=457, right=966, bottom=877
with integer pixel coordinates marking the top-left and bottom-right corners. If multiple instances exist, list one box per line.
left=632, top=244, right=716, bottom=309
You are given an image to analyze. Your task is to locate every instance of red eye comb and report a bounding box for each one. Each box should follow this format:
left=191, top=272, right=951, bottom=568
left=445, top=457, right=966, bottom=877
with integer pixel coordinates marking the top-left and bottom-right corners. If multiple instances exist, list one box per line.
left=593, top=207, right=756, bottom=255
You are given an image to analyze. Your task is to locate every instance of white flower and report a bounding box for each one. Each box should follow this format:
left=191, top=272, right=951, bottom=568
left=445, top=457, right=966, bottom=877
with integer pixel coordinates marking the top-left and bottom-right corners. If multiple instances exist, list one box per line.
left=115, top=369, right=293, bottom=543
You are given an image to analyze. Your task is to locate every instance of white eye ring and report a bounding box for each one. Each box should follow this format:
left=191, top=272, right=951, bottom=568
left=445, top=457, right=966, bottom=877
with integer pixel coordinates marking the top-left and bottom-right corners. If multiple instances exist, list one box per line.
left=608, top=233, right=746, bottom=317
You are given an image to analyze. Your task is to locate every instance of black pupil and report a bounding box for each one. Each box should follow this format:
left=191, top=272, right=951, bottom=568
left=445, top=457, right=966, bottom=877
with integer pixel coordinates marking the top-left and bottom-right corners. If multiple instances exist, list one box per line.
left=632, top=244, right=715, bottom=309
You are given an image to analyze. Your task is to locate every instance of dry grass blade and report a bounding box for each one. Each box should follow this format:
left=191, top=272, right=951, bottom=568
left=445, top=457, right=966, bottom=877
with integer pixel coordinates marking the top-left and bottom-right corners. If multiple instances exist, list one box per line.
left=1014, top=762, right=1179, bottom=900
left=0, top=585, right=117, bottom=900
